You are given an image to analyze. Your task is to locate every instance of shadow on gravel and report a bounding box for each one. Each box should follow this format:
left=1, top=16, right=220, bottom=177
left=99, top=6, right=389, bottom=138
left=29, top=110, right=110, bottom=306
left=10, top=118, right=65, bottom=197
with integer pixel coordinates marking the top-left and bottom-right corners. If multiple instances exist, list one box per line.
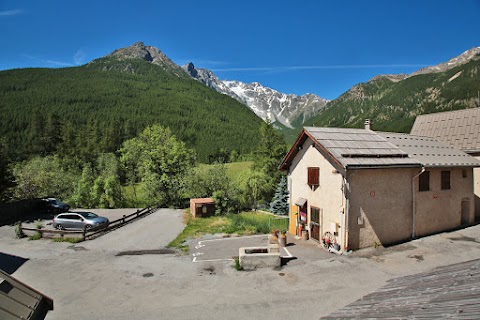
left=0, top=252, right=29, bottom=274
left=281, top=256, right=298, bottom=266
left=448, top=235, right=480, bottom=243
left=115, top=248, right=176, bottom=256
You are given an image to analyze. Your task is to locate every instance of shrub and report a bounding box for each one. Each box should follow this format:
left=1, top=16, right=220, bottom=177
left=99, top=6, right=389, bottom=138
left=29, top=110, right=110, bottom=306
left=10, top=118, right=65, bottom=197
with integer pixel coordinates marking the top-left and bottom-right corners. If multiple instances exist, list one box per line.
left=233, top=257, right=243, bottom=271
left=35, top=219, right=44, bottom=229
left=28, top=232, right=42, bottom=240
left=52, top=237, right=83, bottom=243
left=15, top=221, right=25, bottom=239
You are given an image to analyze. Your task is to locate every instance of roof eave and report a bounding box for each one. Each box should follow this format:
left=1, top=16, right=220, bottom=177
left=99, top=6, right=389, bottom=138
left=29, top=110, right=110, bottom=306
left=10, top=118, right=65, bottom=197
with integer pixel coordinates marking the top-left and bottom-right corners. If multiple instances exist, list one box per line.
left=279, top=128, right=309, bottom=171
left=346, top=164, right=422, bottom=170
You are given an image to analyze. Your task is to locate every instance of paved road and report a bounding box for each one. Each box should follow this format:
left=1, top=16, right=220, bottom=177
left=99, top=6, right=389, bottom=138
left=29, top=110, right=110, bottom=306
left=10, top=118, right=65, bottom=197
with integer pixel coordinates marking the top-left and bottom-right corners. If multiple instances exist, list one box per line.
left=3, top=209, right=480, bottom=320
left=81, top=208, right=184, bottom=253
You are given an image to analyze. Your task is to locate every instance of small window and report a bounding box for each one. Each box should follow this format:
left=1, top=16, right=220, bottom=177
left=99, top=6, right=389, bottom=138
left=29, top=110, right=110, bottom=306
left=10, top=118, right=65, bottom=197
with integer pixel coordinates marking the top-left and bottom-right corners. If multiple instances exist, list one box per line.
left=462, top=169, right=467, bottom=178
left=308, top=167, right=319, bottom=186
left=441, top=171, right=451, bottom=190
left=419, top=171, right=430, bottom=192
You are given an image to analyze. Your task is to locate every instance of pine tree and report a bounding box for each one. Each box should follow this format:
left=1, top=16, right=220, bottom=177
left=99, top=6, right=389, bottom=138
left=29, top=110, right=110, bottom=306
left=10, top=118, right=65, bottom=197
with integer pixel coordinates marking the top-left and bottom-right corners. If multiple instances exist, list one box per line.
left=269, top=175, right=289, bottom=215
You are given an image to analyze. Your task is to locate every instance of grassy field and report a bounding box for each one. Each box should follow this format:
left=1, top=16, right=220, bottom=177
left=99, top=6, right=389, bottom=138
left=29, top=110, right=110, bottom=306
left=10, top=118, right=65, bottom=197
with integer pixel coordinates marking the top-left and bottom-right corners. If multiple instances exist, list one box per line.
left=168, top=211, right=288, bottom=253
left=224, top=161, right=254, bottom=180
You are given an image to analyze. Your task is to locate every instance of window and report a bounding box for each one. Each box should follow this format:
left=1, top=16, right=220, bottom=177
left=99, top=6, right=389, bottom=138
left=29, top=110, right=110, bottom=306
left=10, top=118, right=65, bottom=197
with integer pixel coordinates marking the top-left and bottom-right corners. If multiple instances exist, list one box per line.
left=308, top=167, right=319, bottom=186
left=462, top=169, right=467, bottom=178
left=441, top=171, right=451, bottom=190
left=419, top=171, right=430, bottom=192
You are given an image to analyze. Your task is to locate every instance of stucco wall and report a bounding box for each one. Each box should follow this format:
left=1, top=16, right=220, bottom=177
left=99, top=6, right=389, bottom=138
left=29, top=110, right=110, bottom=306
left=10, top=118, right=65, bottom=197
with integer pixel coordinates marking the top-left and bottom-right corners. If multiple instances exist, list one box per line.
left=415, top=168, right=475, bottom=237
left=347, top=168, right=415, bottom=250
left=288, top=139, right=344, bottom=243
left=347, top=167, right=475, bottom=250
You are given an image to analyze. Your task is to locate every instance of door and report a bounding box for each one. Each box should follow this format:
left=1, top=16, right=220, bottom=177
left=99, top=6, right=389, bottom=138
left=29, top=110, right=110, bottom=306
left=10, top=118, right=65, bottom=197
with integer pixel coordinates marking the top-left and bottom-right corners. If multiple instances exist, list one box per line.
left=61, top=215, right=75, bottom=228
left=311, top=207, right=321, bottom=241
left=68, top=214, right=84, bottom=229
left=461, top=199, right=470, bottom=225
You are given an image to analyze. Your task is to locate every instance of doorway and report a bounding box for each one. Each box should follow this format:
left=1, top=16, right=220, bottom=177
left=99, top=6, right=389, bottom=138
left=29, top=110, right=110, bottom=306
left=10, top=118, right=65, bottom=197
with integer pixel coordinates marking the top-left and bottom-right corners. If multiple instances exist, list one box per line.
left=461, top=199, right=470, bottom=225
left=311, top=207, right=321, bottom=241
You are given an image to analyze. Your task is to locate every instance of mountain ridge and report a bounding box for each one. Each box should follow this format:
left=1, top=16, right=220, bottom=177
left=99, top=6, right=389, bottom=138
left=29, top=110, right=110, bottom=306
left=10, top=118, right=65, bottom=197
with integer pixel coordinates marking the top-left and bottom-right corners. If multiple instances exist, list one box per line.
left=302, top=47, right=480, bottom=136
left=182, top=62, right=329, bottom=128
left=0, top=44, right=264, bottom=162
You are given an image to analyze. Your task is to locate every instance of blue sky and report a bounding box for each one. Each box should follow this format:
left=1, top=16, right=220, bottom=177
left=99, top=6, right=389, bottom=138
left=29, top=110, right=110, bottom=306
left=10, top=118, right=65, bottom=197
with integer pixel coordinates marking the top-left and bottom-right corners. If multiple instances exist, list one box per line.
left=1, top=0, right=479, bottom=100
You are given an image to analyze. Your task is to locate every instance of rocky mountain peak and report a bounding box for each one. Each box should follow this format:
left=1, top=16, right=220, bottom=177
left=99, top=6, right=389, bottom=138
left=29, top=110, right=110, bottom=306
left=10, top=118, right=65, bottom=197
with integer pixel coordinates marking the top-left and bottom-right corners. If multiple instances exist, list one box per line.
left=411, top=47, right=480, bottom=76
left=106, top=42, right=183, bottom=76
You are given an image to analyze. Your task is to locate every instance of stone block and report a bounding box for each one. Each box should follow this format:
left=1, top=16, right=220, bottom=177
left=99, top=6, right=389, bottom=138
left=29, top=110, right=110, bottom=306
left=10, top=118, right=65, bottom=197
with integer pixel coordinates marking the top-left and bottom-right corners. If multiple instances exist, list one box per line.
left=239, top=246, right=281, bottom=271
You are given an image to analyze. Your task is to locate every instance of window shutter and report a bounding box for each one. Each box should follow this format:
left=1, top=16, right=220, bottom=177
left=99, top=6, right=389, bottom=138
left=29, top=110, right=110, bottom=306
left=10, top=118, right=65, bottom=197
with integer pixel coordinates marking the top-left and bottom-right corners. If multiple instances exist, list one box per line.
left=419, top=171, right=430, bottom=192
left=441, top=171, right=451, bottom=190
left=308, top=167, right=319, bottom=186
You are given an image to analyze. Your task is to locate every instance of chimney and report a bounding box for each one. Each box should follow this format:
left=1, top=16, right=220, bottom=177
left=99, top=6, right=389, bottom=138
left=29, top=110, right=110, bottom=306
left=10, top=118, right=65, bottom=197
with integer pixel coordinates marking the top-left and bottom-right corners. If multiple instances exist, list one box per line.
left=364, top=119, right=372, bottom=130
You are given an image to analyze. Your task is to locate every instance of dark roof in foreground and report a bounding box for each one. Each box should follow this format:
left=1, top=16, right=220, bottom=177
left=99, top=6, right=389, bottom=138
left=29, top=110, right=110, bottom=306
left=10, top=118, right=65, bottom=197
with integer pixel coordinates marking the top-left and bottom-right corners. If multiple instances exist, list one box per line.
left=322, top=258, right=480, bottom=319
left=0, top=268, right=53, bottom=320
left=410, top=108, right=480, bottom=153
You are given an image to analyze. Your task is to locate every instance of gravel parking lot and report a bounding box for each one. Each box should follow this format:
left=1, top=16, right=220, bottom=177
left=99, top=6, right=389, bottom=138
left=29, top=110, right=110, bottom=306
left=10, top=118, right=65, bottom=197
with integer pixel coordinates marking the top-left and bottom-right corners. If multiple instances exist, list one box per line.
left=2, top=208, right=480, bottom=320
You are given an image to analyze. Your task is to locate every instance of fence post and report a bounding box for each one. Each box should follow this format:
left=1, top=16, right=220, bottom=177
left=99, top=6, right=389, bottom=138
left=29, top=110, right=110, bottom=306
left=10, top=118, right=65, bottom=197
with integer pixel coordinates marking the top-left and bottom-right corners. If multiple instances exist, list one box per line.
left=122, top=215, right=126, bottom=224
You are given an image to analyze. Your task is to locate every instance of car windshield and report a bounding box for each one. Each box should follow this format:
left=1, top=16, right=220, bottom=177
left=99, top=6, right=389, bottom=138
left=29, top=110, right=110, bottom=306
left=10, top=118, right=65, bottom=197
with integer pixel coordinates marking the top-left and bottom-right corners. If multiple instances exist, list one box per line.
left=77, top=212, right=98, bottom=219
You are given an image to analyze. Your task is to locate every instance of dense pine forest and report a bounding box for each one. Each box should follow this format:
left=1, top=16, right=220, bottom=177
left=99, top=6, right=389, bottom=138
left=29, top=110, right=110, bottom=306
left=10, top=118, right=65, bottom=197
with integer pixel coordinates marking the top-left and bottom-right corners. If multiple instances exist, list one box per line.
left=0, top=58, right=291, bottom=211
left=0, top=57, right=263, bottom=163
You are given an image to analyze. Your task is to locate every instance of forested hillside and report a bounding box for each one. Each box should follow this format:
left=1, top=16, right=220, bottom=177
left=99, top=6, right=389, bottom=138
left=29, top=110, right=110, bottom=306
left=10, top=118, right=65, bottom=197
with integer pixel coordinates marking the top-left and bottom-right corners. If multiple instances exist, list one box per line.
left=0, top=57, right=263, bottom=163
left=302, top=54, right=480, bottom=133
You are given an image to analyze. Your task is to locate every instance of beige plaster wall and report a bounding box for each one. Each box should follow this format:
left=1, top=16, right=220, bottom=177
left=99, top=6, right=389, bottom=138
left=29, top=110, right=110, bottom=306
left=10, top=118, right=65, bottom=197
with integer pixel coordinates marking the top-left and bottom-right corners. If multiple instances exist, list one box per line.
left=415, top=168, right=475, bottom=237
left=288, top=138, right=345, bottom=243
left=347, top=168, right=415, bottom=250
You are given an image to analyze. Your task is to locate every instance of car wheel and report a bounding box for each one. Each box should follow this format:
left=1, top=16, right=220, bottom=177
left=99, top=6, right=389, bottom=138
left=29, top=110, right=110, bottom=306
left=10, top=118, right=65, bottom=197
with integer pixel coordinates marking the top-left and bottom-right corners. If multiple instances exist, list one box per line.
left=85, top=225, right=93, bottom=231
left=55, top=224, right=64, bottom=230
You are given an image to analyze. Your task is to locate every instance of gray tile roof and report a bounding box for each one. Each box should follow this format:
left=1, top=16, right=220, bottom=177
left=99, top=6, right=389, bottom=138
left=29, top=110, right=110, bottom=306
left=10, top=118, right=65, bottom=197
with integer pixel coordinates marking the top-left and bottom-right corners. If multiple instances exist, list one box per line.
left=322, top=258, right=480, bottom=319
left=410, top=108, right=480, bottom=153
left=379, top=132, right=480, bottom=167
left=304, top=127, right=480, bottom=169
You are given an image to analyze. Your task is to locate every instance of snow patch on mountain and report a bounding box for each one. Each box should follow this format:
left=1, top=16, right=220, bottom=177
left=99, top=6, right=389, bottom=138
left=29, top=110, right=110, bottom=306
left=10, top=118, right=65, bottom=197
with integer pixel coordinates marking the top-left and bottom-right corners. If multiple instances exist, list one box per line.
left=182, top=62, right=329, bottom=127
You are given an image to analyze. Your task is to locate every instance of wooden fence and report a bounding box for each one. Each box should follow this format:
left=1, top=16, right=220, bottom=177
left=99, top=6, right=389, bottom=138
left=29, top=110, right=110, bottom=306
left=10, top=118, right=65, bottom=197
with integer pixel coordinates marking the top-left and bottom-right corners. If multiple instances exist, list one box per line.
left=21, top=206, right=158, bottom=241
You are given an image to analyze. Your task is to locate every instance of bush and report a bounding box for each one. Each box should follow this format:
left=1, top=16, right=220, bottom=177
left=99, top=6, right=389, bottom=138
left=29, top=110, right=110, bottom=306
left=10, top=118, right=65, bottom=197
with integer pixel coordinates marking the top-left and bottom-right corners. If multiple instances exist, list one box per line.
left=52, top=237, right=83, bottom=243
left=28, top=232, right=42, bottom=240
left=15, top=221, right=25, bottom=239
left=233, top=257, right=243, bottom=271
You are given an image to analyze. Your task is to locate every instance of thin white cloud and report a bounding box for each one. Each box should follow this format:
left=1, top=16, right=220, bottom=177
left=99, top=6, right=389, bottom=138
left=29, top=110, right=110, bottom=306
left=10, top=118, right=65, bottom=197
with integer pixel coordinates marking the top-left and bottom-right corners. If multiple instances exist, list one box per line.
left=212, top=64, right=429, bottom=72
left=0, top=9, right=23, bottom=16
left=176, top=58, right=228, bottom=67
left=73, top=50, right=86, bottom=65
left=45, top=60, right=74, bottom=67
left=22, top=54, right=74, bottom=67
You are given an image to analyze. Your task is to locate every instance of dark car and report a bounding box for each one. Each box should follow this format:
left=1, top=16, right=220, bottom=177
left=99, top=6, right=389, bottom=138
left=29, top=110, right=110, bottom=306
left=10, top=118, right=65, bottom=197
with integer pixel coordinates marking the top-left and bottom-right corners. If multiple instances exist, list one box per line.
left=53, top=212, right=109, bottom=230
left=41, top=198, right=70, bottom=213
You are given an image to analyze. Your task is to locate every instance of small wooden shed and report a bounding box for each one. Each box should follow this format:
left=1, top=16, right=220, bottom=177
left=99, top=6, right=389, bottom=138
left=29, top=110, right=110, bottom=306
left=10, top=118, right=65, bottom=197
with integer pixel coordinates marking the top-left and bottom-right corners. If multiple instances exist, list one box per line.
left=190, top=198, right=215, bottom=218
